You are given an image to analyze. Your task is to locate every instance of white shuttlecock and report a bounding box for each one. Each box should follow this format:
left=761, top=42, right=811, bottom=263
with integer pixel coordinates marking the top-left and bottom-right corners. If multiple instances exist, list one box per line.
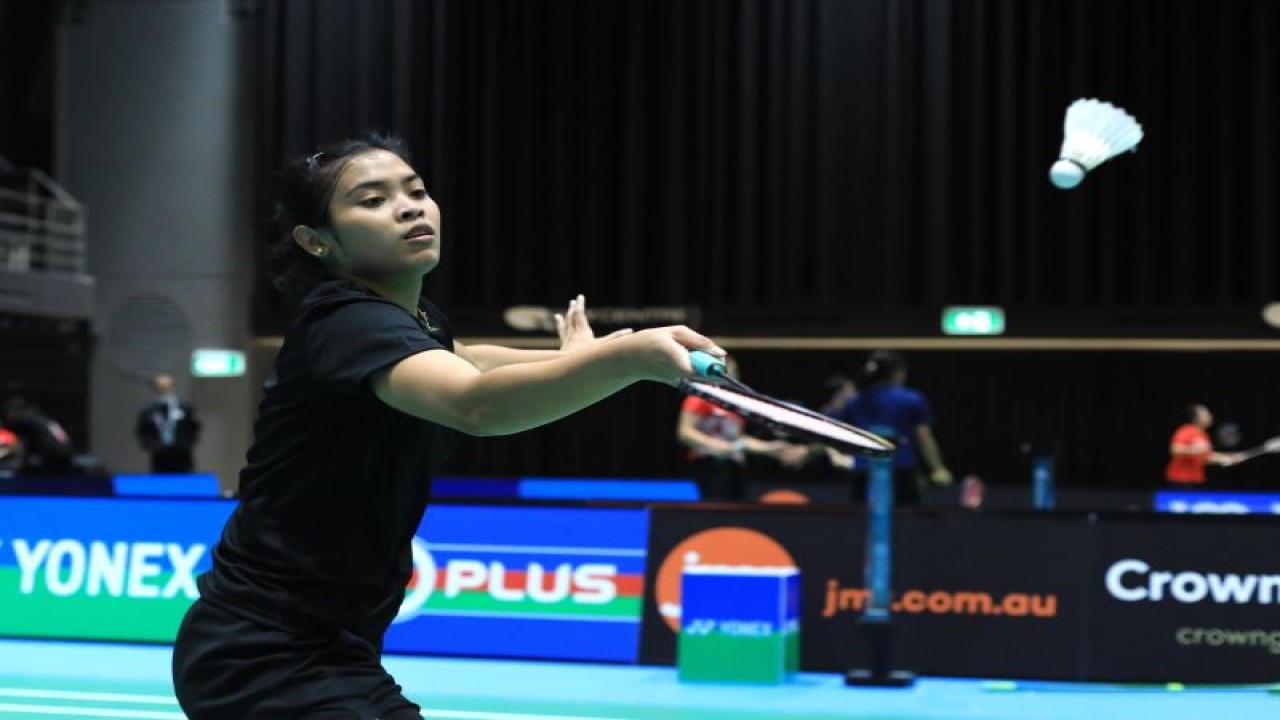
left=1049, top=98, right=1143, bottom=190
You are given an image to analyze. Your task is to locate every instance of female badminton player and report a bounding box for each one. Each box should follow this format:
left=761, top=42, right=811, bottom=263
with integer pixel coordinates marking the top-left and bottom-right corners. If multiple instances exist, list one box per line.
left=171, top=133, right=724, bottom=720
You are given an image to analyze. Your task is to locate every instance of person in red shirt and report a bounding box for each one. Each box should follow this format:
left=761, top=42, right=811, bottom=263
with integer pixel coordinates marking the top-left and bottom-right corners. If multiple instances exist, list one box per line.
left=1165, top=403, right=1242, bottom=488
left=675, top=355, right=797, bottom=501
left=0, top=426, right=22, bottom=477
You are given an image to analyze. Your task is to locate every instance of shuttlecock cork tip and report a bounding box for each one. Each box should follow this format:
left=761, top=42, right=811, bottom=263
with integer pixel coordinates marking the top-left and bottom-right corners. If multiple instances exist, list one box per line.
left=1049, top=159, right=1085, bottom=190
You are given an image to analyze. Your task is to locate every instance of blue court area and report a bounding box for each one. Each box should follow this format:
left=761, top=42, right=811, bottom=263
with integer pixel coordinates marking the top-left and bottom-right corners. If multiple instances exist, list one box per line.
left=0, top=639, right=1275, bottom=720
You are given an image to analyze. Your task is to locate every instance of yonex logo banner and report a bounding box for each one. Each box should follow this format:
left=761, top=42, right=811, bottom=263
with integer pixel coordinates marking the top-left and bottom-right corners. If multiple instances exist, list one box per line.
left=0, top=498, right=649, bottom=663
left=383, top=505, right=649, bottom=663
left=0, top=496, right=234, bottom=642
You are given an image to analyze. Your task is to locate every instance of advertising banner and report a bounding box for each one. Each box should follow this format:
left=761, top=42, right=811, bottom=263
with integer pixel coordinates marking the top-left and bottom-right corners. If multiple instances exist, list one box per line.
left=0, top=496, right=233, bottom=642
left=0, top=498, right=649, bottom=663
left=891, top=513, right=1090, bottom=679
left=640, top=507, right=1088, bottom=679
left=1154, top=490, right=1280, bottom=516
left=1087, top=514, right=1280, bottom=682
left=384, top=505, right=650, bottom=662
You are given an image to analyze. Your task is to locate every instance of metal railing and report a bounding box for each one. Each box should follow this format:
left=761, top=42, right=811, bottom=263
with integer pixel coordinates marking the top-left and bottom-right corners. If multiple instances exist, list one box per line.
left=0, top=169, right=86, bottom=275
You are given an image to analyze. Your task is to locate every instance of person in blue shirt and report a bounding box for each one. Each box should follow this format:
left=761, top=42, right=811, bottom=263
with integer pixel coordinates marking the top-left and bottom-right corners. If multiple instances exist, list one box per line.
left=830, top=350, right=951, bottom=505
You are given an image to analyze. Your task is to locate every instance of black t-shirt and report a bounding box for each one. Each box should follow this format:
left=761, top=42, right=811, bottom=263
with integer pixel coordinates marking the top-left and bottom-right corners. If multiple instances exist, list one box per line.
left=198, top=280, right=457, bottom=641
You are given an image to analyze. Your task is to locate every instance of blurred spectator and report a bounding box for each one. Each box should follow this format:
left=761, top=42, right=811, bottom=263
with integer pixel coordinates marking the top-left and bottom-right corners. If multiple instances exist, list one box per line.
left=675, top=355, right=795, bottom=501
left=1165, top=403, right=1242, bottom=489
left=829, top=350, right=952, bottom=506
left=1, top=395, right=74, bottom=475
left=818, top=374, right=857, bottom=415
left=135, top=373, right=202, bottom=473
left=0, top=425, right=22, bottom=478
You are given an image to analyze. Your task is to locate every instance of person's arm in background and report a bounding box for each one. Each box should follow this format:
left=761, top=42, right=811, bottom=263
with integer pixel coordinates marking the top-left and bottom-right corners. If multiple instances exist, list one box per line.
left=909, top=390, right=952, bottom=485
left=738, top=434, right=789, bottom=459
left=135, top=407, right=158, bottom=453
left=916, top=424, right=952, bottom=484
left=1168, top=430, right=1240, bottom=465
left=1207, top=450, right=1243, bottom=466
left=784, top=395, right=856, bottom=471
left=675, top=407, right=740, bottom=459
left=675, top=402, right=791, bottom=462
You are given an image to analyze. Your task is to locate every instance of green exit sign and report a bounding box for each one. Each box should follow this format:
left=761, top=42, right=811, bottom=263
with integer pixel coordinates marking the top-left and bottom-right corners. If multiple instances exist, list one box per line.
left=941, top=307, right=1006, bottom=336
left=191, top=348, right=246, bottom=377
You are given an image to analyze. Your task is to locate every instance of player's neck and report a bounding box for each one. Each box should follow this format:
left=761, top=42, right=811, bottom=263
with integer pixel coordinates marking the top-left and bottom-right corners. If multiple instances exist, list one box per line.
left=346, top=274, right=424, bottom=313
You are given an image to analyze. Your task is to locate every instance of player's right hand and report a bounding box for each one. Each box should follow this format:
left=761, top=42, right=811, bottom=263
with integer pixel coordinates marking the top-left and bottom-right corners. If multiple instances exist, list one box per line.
left=618, top=326, right=724, bottom=385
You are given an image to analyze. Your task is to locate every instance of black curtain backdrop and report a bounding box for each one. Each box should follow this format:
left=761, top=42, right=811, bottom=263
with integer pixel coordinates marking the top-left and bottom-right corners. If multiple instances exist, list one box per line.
left=251, top=0, right=1280, bottom=329
left=247, top=0, right=1280, bottom=489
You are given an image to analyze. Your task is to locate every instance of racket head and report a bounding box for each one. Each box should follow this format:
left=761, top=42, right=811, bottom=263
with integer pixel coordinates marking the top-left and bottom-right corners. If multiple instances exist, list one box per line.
left=680, top=380, right=896, bottom=457
left=1240, top=436, right=1280, bottom=461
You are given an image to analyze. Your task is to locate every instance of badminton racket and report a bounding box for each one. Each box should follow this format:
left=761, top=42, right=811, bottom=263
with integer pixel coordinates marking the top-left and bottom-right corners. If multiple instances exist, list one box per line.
left=1235, top=436, right=1280, bottom=462
left=680, top=351, right=895, bottom=458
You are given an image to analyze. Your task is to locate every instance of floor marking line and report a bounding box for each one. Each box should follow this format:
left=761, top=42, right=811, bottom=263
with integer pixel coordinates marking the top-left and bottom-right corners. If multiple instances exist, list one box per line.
left=0, top=689, right=177, bottom=705
left=0, top=690, right=631, bottom=720
left=421, top=710, right=633, bottom=720
left=0, top=702, right=185, bottom=719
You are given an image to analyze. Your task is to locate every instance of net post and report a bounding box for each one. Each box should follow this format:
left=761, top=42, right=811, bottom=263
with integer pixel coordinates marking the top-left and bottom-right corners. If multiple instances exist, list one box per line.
left=1032, top=455, right=1057, bottom=510
left=1022, top=440, right=1061, bottom=510
left=845, top=457, right=916, bottom=688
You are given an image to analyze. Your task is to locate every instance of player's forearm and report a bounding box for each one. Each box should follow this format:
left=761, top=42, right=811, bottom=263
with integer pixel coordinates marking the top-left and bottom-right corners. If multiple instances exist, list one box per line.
left=461, top=344, right=563, bottom=371
left=443, top=345, right=644, bottom=436
left=380, top=326, right=714, bottom=435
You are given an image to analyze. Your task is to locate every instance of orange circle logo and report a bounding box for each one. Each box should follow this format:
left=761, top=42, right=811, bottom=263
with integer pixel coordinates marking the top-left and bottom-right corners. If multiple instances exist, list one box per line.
left=759, top=489, right=810, bottom=505
left=653, top=527, right=795, bottom=632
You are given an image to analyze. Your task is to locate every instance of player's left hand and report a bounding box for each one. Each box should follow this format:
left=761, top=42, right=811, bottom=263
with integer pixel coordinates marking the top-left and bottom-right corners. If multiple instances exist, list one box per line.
left=556, top=294, right=632, bottom=352
left=930, top=467, right=954, bottom=486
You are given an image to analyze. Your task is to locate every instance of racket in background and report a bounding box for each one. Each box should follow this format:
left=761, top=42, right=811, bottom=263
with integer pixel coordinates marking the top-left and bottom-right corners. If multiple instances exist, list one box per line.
left=1236, top=435, right=1280, bottom=463
left=681, top=350, right=895, bottom=458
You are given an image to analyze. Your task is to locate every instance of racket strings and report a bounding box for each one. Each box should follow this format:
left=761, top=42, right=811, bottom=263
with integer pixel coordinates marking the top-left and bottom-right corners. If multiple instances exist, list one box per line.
left=713, top=373, right=859, bottom=435
left=682, top=380, right=894, bottom=456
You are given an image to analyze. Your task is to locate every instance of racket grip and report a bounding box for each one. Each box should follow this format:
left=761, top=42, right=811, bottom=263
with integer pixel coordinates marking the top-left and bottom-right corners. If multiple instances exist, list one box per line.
left=689, top=350, right=726, bottom=379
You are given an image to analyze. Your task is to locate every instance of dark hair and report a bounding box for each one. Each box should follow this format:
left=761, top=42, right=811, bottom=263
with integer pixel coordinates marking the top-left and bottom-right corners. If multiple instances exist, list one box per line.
left=1185, top=403, right=1207, bottom=423
left=268, top=132, right=413, bottom=305
left=860, top=350, right=904, bottom=386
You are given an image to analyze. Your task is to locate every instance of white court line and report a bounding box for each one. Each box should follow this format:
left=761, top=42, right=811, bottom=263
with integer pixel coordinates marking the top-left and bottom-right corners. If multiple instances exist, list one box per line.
left=425, top=711, right=631, bottom=720
left=0, top=689, right=177, bottom=705
left=0, top=703, right=184, bottom=719
left=0, top=689, right=632, bottom=720
left=0, top=703, right=630, bottom=720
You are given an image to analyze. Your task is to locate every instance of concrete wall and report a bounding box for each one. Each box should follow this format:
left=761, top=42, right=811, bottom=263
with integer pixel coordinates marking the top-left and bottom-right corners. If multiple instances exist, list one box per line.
left=56, top=0, right=255, bottom=492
